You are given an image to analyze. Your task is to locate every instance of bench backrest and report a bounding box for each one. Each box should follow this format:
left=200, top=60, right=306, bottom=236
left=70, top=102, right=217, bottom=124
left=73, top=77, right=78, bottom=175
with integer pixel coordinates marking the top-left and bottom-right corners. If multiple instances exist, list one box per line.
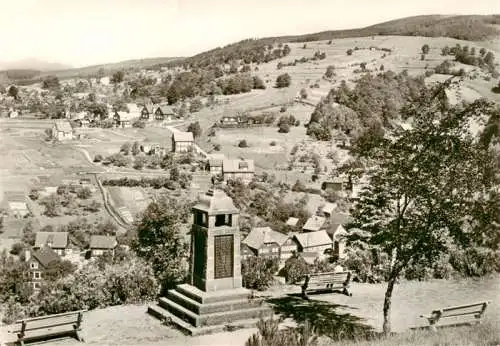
left=11, top=310, right=86, bottom=336
left=307, top=271, right=350, bottom=284
left=431, top=302, right=490, bottom=320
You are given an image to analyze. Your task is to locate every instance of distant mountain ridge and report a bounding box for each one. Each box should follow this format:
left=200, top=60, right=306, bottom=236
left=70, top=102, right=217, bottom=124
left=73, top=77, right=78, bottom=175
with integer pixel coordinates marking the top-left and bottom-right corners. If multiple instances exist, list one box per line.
left=0, top=57, right=72, bottom=72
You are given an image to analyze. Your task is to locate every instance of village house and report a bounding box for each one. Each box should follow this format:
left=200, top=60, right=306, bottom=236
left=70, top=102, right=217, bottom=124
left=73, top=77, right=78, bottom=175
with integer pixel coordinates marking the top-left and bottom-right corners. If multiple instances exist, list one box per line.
left=113, top=111, right=136, bottom=128
left=293, top=230, right=333, bottom=257
left=52, top=120, right=74, bottom=140
left=140, top=104, right=156, bottom=120
left=8, top=201, right=30, bottom=219
left=25, top=247, right=61, bottom=291
left=219, top=114, right=247, bottom=128
left=34, top=232, right=69, bottom=256
left=326, top=224, right=348, bottom=259
left=303, top=215, right=326, bottom=232
left=286, top=217, right=299, bottom=228
left=154, top=105, right=175, bottom=121
left=8, top=108, right=19, bottom=118
left=222, top=159, right=255, bottom=184
left=89, top=235, right=117, bottom=257
left=321, top=176, right=353, bottom=195
left=206, top=154, right=226, bottom=176
left=320, top=202, right=337, bottom=218
left=171, top=130, right=194, bottom=153
left=241, top=226, right=297, bottom=260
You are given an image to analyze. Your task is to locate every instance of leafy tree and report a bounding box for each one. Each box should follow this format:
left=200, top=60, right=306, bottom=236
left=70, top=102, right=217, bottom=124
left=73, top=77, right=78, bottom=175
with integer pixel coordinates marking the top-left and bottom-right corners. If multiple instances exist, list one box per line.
left=346, top=49, right=353, bottom=56
left=241, top=256, right=279, bottom=290
left=278, top=122, right=290, bottom=133
left=28, top=189, right=39, bottom=201
left=348, top=83, right=499, bottom=334
left=111, top=70, right=125, bottom=84
left=169, top=166, right=180, bottom=181
left=300, top=88, right=308, bottom=99
left=132, top=196, right=189, bottom=291
left=40, top=194, right=62, bottom=217
left=120, top=142, right=131, bottom=155
left=479, top=47, right=486, bottom=57
left=8, top=85, right=19, bottom=99
left=131, top=141, right=141, bottom=156
left=421, top=44, right=430, bottom=55
left=187, top=121, right=202, bottom=139
left=93, top=154, right=103, bottom=163
left=324, top=65, right=335, bottom=79
left=484, top=51, right=495, bottom=66
left=441, top=46, right=450, bottom=56
left=253, top=76, right=266, bottom=90
left=238, top=139, right=249, bottom=148
left=76, top=187, right=92, bottom=199
left=189, top=99, right=203, bottom=113
left=280, top=254, right=309, bottom=284
left=283, top=44, right=291, bottom=56
left=275, top=73, right=291, bottom=88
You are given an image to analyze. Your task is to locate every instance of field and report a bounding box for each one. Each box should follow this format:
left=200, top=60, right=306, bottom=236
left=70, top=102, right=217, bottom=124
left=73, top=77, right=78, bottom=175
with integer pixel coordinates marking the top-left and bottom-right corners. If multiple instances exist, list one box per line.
left=1, top=276, right=497, bottom=346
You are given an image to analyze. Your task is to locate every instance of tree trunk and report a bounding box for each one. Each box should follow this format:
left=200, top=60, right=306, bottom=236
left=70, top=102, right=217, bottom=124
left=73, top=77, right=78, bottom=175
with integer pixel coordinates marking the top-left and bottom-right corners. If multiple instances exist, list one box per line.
left=383, top=275, right=398, bottom=335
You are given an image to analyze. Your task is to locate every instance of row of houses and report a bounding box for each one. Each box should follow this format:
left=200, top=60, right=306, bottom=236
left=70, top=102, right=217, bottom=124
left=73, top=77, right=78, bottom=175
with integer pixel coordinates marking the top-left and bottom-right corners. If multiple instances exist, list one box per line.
left=26, top=232, right=118, bottom=290
left=241, top=225, right=347, bottom=262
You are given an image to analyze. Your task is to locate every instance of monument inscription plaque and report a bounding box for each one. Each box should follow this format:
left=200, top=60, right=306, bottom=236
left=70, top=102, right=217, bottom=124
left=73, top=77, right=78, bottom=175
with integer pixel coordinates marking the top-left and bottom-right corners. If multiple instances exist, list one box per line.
left=214, top=234, right=234, bottom=279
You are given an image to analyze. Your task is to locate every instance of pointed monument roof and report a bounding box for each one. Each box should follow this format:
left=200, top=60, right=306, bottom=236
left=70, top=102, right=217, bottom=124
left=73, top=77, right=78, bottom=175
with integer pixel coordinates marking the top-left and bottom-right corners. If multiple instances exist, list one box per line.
left=193, top=188, right=239, bottom=215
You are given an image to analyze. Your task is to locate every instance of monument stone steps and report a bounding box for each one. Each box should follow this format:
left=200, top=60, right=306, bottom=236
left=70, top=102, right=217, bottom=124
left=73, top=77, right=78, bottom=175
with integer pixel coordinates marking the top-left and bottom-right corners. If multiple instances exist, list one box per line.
left=147, top=304, right=268, bottom=336
left=157, top=296, right=272, bottom=328
left=175, top=283, right=251, bottom=304
left=167, top=288, right=266, bottom=315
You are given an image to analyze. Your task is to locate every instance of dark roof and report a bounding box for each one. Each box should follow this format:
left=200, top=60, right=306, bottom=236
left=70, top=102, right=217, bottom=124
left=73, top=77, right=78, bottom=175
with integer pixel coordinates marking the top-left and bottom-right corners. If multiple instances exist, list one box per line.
left=32, top=247, right=61, bottom=268
left=90, top=235, right=117, bottom=249
left=35, top=232, right=68, bottom=248
left=242, top=227, right=289, bottom=250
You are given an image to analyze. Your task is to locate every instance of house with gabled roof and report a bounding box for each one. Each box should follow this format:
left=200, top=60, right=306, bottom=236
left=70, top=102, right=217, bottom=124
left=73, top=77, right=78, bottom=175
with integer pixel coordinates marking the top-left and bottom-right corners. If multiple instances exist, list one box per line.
left=286, top=217, right=299, bottom=227
left=222, top=159, right=255, bottom=184
left=303, top=215, right=326, bottom=233
left=206, top=154, right=226, bottom=176
left=293, top=230, right=332, bottom=257
left=140, top=103, right=156, bottom=120
left=155, top=105, right=175, bottom=121
left=242, top=226, right=296, bottom=260
left=89, top=235, right=117, bottom=257
left=171, top=130, right=194, bottom=153
left=26, top=247, right=61, bottom=290
left=320, top=202, right=337, bottom=217
left=52, top=120, right=73, bottom=140
left=113, top=111, right=136, bottom=128
left=34, top=232, right=69, bottom=256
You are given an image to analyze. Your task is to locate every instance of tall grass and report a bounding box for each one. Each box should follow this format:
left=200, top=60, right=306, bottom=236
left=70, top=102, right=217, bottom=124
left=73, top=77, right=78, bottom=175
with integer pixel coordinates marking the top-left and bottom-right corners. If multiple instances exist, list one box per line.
left=321, top=321, right=500, bottom=346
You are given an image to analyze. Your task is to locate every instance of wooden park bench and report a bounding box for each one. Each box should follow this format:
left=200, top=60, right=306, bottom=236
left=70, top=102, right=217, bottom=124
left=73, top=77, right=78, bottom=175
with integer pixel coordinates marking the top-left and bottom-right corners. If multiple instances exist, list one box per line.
left=414, top=301, right=490, bottom=331
left=9, top=310, right=86, bottom=345
left=299, top=271, right=352, bottom=300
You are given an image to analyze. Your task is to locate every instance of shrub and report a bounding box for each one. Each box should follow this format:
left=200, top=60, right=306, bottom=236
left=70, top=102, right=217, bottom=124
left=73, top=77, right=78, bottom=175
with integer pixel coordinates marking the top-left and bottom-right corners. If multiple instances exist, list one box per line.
left=346, top=49, right=353, bottom=56
left=339, top=248, right=391, bottom=283
left=132, top=120, right=146, bottom=128
left=449, top=247, right=500, bottom=277
left=10, top=242, right=25, bottom=256
left=270, top=141, right=277, bottom=146
left=241, top=256, right=279, bottom=290
left=28, top=189, right=39, bottom=201
left=278, top=122, right=290, bottom=133
left=76, top=187, right=92, bottom=199
left=213, top=143, right=221, bottom=151
left=300, top=88, right=308, bottom=99
left=421, top=44, right=430, bottom=55
left=93, top=154, right=103, bottom=162
left=280, top=254, right=309, bottom=284
left=275, top=73, right=291, bottom=88
left=291, top=179, right=306, bottom=192
left=246, top=318, right=318, bottom=346
left=238, top=139, right=249, bottom=148
left=280, top=105, right=287, bottom=113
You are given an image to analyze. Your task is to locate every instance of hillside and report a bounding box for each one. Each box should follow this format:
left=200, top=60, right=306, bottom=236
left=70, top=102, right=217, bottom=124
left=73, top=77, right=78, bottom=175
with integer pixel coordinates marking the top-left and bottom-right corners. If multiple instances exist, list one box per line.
left=0, top=58, right=71, bottom=72
left=0, top=57, right=182, bottom=86
left=159, top=14, right=500, bottom=70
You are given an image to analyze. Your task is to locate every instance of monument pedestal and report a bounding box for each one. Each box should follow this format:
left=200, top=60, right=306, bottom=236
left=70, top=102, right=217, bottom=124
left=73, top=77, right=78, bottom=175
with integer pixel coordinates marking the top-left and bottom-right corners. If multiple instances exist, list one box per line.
left=148, top=284, right=272, bottom=335
left=147, top=189, right=273, bottom=335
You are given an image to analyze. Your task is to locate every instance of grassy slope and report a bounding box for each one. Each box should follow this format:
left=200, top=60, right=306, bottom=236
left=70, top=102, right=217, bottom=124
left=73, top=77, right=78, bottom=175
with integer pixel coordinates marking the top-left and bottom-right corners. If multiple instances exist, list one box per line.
left=1, top=276, right=497, bottom=345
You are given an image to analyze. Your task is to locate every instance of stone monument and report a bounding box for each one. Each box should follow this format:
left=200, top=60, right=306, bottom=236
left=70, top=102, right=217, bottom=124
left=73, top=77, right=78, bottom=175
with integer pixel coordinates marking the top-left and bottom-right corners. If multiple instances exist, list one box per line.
left=148, top=188, right=271, bottom=335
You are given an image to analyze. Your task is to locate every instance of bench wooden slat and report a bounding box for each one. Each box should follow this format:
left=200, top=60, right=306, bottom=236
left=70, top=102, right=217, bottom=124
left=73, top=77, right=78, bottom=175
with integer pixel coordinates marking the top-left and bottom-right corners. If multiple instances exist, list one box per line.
left=10, top=310, right=86, bottom=345
left=301, top=271, right=352, bottom=299
left=416, top=301, right=490, bottom=332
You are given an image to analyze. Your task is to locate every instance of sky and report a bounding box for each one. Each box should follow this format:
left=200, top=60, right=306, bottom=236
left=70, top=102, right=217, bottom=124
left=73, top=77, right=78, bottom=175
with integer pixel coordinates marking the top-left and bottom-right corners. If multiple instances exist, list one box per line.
left=1, top=0, right=499, bottom=67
